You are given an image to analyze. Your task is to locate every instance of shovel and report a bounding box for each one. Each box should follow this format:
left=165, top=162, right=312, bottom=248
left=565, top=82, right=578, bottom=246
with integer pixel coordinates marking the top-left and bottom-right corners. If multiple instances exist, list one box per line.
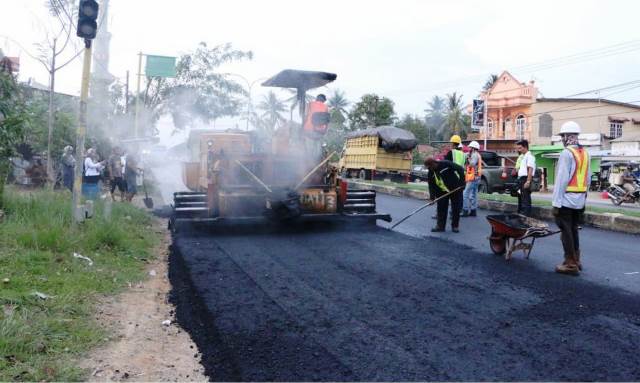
left=390, top=186, right=464, bottom=229
left=142, top=177, right=154, bottom=209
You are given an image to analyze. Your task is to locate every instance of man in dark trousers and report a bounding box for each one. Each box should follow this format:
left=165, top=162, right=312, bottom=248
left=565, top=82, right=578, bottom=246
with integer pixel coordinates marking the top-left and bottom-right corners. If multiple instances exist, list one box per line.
left=425, top=157, right=465, bottom=233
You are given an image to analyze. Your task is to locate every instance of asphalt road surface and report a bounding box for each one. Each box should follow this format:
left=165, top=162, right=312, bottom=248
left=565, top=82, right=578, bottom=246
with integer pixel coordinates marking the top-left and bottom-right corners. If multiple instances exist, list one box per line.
left=169, top=193, right=640, bottom=381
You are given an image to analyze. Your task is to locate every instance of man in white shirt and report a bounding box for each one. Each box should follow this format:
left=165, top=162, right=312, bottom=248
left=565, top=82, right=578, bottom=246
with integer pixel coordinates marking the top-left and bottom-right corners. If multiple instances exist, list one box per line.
left=516, top=139, right=535, bottom=216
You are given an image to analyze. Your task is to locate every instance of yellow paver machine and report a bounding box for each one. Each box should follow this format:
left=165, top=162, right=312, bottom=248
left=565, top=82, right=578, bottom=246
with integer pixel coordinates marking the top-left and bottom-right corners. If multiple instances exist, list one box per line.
left=169, top=69, right=391, bottom=230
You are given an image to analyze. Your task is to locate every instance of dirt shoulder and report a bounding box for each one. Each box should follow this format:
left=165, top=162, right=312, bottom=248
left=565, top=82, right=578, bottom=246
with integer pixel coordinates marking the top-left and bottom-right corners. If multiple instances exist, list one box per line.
left=81, top=217, right=206, bottom=382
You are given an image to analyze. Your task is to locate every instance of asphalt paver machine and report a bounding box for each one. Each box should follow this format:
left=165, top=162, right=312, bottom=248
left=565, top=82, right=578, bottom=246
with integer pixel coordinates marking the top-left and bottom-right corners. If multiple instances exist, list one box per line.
left=170, top=69, right=391, bottom=230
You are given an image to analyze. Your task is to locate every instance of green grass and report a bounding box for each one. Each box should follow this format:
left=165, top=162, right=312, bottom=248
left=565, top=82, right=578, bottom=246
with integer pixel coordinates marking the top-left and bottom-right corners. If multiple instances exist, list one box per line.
left=0, top=188, right=158, bottom=381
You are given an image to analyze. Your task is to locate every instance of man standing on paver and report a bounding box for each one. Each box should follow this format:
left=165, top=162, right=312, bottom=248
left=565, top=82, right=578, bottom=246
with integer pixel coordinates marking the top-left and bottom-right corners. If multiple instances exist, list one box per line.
left=516, top=139, right=535, bottom=216
left=552, top=121, right=591, bottom=275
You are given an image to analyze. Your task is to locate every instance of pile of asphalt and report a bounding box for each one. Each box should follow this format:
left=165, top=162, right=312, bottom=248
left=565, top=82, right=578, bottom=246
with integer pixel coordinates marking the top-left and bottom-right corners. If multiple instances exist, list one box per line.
left=169, top=223, right=640, bottom=381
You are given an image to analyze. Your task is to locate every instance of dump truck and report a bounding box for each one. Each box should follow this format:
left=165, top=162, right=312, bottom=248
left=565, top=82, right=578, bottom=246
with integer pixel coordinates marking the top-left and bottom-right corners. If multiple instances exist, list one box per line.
left=170, top=69, right=391, bottom=230
left=339, top=126, right=417, bottom=182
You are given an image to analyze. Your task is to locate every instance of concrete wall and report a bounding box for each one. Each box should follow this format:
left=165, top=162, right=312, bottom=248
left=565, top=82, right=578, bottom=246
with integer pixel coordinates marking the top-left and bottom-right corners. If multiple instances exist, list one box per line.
left=530, top=101, right=640, bottom=146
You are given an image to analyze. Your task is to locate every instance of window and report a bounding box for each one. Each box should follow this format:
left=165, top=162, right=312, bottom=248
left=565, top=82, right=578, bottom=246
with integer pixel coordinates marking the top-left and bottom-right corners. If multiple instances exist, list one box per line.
left=516, top=115, right=526, bottom=139
left=503, top=118, right=511, bottom=138
left=539, top=113, right=553, bottom=137
left=487, top=119, right=493, bottom=138
left=609, top=122, right=623, bottom=138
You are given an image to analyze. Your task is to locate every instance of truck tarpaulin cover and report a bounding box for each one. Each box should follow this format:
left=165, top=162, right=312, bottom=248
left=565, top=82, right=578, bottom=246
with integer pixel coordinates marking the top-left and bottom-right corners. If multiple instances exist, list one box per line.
left=347, top=126, right=417, bottom=152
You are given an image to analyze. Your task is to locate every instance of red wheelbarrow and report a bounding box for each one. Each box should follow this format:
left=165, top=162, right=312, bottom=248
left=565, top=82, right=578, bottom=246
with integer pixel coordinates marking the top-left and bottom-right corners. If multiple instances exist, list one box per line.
left=486, top=214, right=561, bottom=260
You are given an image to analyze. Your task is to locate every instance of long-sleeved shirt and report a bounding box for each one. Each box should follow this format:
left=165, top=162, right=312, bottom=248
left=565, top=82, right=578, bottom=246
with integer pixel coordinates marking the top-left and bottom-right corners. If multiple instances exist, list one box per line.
left=84, top=157, right=103, bottom=177
left=552, top=146, right=591, bottom=209
left=427, top=160, right=465, bottom=197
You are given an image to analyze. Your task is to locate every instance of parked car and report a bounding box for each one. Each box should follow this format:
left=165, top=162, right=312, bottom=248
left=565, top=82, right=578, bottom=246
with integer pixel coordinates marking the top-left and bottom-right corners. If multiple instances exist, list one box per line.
left=479, top=151, right=541, bottom=194
left=410, top=164, right=429, bottom=182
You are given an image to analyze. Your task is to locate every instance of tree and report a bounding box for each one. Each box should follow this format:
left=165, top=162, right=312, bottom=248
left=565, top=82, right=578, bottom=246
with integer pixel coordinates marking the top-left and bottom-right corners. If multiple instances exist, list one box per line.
left=284, top=89, right=314, bottom=121
left=34, top=0, right=82, bottom=186
left=424, top=95, right=446, bottom=141
left=258, top=91, right=286, bottom=132
left=328, top=89, right=349, bottom=117
left=348, top=94, right=396, bottom=130
left=0, top=68, right=27, bottom=207
left=140, top=42, right=253, bottom=135
left=396, top=114, right=428, bottom=144
left=444, top=92, right=465, bottom=135
left=483, top=74, right=499, bottom=91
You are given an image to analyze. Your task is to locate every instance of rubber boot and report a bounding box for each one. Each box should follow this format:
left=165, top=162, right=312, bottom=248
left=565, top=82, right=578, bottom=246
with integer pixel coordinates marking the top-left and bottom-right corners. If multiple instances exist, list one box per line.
left=469, top=209, right=477, bottom=217
left=451, top=226, right=459, bottom=233
left=460, top=210, right=471, bottom=217
left=431, top=226, right=445, bottom=232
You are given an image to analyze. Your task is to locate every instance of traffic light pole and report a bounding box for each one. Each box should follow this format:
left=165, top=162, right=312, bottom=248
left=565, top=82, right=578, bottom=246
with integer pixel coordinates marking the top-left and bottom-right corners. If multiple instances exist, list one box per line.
left=71, top=40, right=93, bottom=224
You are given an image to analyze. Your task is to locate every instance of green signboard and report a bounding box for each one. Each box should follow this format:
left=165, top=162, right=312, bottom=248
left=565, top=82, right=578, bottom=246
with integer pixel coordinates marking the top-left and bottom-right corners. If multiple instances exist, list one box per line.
left=145, top=55, right=176, bottom=78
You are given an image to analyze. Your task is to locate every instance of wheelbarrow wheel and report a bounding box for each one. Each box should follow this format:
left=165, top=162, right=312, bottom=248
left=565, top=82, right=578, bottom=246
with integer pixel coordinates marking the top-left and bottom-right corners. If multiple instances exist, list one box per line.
left=489, top=230, right=507, bottom=255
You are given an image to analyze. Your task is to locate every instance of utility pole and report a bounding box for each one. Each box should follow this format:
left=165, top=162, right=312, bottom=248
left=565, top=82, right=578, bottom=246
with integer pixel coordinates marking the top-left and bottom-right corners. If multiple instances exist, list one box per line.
left=134, top=52, right=143, bottom=137
left=124, top=70, right=129, bottom=113
left=72, top=40, right=93, bottom=223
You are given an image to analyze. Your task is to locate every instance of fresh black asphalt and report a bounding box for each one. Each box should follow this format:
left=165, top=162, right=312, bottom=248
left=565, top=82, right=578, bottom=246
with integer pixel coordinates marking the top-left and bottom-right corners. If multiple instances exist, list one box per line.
left=169, top=213, right=640, bottom=381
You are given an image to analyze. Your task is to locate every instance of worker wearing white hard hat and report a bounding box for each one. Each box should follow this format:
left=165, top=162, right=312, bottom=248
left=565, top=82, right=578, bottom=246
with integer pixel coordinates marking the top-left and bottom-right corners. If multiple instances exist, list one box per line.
left=461, top=141, right=482, bottom=217
left=552, top=121, right=591, bottom=275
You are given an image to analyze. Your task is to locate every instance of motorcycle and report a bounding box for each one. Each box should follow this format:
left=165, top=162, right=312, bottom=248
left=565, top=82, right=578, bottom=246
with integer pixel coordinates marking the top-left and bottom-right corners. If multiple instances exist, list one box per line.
left=607, top=178, right=640, bottom=206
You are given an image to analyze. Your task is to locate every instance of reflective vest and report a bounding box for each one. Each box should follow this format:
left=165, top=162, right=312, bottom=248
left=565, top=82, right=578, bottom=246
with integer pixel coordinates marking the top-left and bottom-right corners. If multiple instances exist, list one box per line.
left=451, top=149, right=466, bottom=167
left=566, top=147, right=589, bottom=193
left=303, top=101, right=329, bottom=134
left=433, top=172, right=449, bottom=193
left=465, top=152, right=482, bottom=182
left=515, top=154, right=523, bottom=170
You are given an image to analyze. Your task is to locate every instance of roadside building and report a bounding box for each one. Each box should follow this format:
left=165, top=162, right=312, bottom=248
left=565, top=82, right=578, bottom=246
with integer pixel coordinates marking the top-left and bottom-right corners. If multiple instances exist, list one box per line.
left=530, top=98, right=640, bottom=148
left=609, top=133, right=640, bottom=161
left=473, top=71, right=538, bottom=142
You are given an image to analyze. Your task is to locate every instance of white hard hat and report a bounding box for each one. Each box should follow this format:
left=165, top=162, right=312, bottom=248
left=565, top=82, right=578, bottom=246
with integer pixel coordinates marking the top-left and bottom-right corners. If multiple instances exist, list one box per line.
left=559, top=121, right=581, bottom=135
left=468, top=141, right=480, bottom=150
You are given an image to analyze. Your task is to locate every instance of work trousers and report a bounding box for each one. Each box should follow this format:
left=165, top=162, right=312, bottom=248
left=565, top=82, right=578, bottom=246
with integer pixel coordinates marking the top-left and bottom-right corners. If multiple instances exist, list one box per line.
left=554, top=207, right=584, bottom=262
left=463, top=178, right=479, bottom=212
left=517, top=176, right=532, bottom=216
left=436, top=189, right=463, bottom=229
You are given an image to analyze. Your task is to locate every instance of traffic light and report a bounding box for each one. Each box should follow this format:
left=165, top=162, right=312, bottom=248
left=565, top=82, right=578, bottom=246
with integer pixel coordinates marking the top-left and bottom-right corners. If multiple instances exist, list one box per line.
left=76, top=0, right=99, bottom=40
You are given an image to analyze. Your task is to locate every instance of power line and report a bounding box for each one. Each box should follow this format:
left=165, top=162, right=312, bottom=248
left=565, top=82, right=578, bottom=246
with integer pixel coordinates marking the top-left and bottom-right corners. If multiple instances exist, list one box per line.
left=386, top=39, right=640, bottom=96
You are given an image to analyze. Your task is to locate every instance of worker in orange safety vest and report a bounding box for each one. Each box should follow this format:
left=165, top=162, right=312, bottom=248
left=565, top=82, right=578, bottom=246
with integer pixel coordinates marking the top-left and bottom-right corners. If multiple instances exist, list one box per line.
left=303, top=94, right=330, bottom=161
left=552, top=121, right=591, bottom=275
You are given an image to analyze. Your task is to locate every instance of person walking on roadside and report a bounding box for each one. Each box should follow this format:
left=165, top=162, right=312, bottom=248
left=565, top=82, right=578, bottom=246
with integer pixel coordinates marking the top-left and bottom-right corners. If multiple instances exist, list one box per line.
left=444, top=135, right=466, bottom=167
left=552, top=121, right=591, bottom=276
left=60, top=145, right=75, bottom=191
left=516, top=139, right=535, bottom=216
left=425, top=157, right=465, bottom=233
left=83, top=148, right=105, bottom=199
left=461, top=141, right=482, bottom=217
left=108, top=146, right=126, bottom=201
left=124, top=152, right=139, bottom=202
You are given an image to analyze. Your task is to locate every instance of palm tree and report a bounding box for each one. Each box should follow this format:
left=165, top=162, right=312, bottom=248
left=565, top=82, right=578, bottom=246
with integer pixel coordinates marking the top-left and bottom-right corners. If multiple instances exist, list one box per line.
left=328, top=89, right=349, bottom=115
left=258, top=91, right=286, bottom=131
left=424, top=95, right=446, bottom=141
left=444, top=92, right=465, bottom=135
left=482, top=74, right=499, bottom=91
left=285, top=89, right=313, bottom=121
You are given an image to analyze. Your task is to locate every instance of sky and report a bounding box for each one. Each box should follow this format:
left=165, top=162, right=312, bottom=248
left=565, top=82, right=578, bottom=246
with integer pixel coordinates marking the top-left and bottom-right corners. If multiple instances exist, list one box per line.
left=2, top=0, right=640, bottom=145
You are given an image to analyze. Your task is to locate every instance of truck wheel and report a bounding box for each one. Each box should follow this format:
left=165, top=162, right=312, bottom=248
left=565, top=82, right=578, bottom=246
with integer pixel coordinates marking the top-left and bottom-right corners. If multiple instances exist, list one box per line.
left=358, top=169, right=366, bottom=180
left=479, top=178, right=490, bottom=194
